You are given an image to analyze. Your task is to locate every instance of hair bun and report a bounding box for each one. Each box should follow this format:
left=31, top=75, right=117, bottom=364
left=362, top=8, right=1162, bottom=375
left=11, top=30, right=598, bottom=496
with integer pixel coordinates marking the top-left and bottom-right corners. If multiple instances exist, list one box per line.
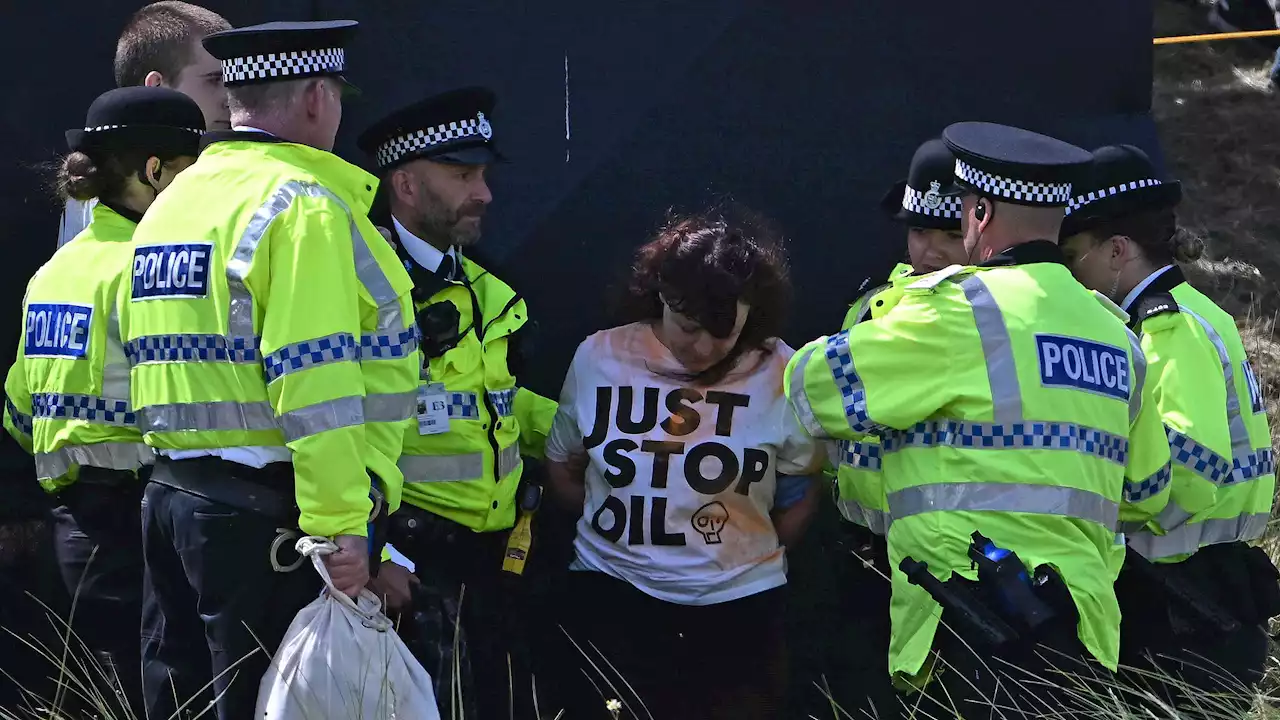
left=1171, top=227, right=1205, bottom=264
left=57, top=151, right=105, bottom=202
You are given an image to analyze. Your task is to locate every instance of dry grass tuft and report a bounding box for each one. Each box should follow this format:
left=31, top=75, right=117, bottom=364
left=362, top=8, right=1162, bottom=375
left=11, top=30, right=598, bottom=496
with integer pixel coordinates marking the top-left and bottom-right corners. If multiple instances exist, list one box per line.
left=1153, top=2, right=1280, bottom=717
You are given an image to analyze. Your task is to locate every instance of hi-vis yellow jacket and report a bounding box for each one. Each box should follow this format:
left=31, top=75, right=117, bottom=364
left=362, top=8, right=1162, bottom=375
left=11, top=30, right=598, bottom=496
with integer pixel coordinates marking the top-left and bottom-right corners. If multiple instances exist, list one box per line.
left=786, top=243, right=1172, bottom=678
left=118, top=135, right=420, bottom=539
left=831, top=262, right=914, bottom=534
left=1124, top=266, right=1275, bottom=561
left=394, top=236, right=556, bottom=533
left=5, top=203, right=153, bottom=491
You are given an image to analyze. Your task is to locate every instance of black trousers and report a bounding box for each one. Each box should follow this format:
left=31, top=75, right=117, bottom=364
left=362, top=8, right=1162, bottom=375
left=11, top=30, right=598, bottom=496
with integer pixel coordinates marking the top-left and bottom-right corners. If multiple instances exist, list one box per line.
left=140, top=460, right=320, bottom=720
left=48, top=472, right=145, bottom=718
left=1117, top=542, right=1275, bottom=720
left=829, top=523, right=902, bottom=720
left=914, top=588, right=1113, bottom=720
left=390, top=505, right=538, bottom=720
left=552, top=571, right=789, bottom=720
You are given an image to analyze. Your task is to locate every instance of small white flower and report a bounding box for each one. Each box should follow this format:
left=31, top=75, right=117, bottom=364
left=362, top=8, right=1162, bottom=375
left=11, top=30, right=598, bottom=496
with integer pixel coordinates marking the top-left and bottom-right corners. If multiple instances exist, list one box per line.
left=606, top=698, right=623, bottom=712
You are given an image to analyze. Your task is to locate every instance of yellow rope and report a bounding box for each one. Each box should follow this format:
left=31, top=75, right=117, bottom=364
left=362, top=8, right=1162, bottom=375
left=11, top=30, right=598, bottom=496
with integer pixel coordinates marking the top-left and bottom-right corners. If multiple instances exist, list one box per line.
left=1154, top=28, right=1280, bottom=45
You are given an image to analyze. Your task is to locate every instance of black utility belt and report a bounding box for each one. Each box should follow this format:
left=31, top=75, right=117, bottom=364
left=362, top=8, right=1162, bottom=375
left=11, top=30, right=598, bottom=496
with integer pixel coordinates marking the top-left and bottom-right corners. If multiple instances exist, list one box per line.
left=148, top=454, right=297, bottom=521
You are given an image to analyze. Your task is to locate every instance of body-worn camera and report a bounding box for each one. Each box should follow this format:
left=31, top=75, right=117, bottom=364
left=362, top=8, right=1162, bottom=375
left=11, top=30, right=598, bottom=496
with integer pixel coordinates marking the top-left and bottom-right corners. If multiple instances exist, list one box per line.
left=417, top=301, right=462, bottom=359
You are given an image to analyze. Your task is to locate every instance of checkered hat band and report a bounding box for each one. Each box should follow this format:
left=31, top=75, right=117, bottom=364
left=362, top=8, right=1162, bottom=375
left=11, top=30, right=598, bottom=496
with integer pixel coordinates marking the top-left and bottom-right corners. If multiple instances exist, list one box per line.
left=84, top=124, right=202, bottom=134
left=902, top=185, right=963, bottom=219
left=376, top=116, right=489, bottom=168
left=1064, top=178, right=1162, bottom=216
left=221, top=47, right=345, bottom=84
left=955, top=159, right=1073, bottom=205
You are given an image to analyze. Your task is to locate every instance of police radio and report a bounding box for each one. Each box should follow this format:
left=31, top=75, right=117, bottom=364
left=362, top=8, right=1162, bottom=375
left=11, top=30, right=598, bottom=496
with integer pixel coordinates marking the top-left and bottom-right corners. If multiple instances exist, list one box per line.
left=416, top=302, right=462, bottom=359
left=968, top=532, right=1056, bottom=633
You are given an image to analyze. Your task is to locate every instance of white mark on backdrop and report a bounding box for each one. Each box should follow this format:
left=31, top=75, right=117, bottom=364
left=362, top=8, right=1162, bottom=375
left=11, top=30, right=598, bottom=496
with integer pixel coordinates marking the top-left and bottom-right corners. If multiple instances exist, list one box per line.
left=564, top=53, right=571, bottom=163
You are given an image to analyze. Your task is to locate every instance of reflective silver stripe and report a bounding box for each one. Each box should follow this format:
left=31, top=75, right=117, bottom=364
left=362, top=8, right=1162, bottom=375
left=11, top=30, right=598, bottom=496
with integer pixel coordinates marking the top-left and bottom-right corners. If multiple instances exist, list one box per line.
left=837, top=498, right=888, bottom=535
left=263, top=332, right=359, bottom=383
left=1125, top=327, right=1147, bottom=426
left=1205, top=512, right=1270, bottom=544
left=788, top=345, right=826, bottom=438
left=364, top=392, right=417, bottom=423
left=103, top=305, right=131, bottom=401
left=227, top=182, right=299, bottom=337
left=35, top=443, right=154, bottom=480
left=959, top=275, right=1022, bottom=423
left=888, top=482, right=1118, bottom=529
left=140, top=400, right=277, bottom=433
left=225, top=179, right=412, bottom=359
left=400, top=442, right=522, bottom=483
left=279, top=395, right=364, bottom=443
left=1180, top=305, right=1252, bottom=459
left=1128, top=525, right=1200, bottom=560
left=1131, top=513, right=1272, bottom=560
left=881, top=419, right=1128, bottom=467
left=31, top=393, right=136, bottom=427
left=5, top=395, right=32, bottom=436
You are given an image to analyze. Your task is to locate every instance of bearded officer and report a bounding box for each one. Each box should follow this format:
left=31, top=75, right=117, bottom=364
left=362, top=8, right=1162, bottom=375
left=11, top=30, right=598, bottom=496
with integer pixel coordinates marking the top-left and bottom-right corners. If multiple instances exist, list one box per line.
left=786, top=122, right=1174, bottom=720
left=356, top=87, right=558, bottom=720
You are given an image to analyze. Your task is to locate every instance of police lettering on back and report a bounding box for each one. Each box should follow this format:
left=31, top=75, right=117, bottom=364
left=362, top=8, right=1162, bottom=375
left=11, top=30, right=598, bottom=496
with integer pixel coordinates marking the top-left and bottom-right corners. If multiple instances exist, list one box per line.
left=131, top=243, right=213, bottom=300
left=1036, top=334, right=1130, bottom=401
left=24, top=303, right=93, bottom=359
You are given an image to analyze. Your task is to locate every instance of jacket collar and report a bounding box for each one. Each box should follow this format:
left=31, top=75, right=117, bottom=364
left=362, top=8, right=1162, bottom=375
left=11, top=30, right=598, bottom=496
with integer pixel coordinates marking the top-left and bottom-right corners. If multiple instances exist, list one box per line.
left=199, top=130, right=380, bottom=216
left=97, top=198, right=143, bottom=225
left=1128, top=264, right=1186, bottom=309
left=978, top=240, right=1067, bottom=268
left=385, top=222, right=458, bottom=302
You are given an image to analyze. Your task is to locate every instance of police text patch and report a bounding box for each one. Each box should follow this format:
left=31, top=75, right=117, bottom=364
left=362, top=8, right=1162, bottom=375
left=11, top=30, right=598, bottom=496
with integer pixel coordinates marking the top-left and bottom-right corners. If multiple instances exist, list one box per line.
left=24, top=303, right=93, bottom=359
left=131, top=243, right=213, bottom=300
left=1036, top=334, right=1129, bottom=401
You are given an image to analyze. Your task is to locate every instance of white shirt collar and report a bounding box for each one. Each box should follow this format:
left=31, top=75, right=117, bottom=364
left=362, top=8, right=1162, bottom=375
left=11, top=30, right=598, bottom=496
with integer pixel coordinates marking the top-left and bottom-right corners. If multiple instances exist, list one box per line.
left=392, top=215, right=456, bottom=274
left=231, top=125, right=277, bottom=137
left=1120, top=264, right=1174, bottom=312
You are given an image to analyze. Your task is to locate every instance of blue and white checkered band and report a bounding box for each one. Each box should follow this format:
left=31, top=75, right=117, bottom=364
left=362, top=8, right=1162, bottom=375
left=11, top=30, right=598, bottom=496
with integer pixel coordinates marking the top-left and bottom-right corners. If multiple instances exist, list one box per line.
left=903, top=182, right=963, bottom=219
left=954, top=158, right=1073, bottom=205
left=221, top=47, right=345, bottom=84
left=1065, top=178, right=1162, bottom=216
left=376, top=112, right=494, bottom=168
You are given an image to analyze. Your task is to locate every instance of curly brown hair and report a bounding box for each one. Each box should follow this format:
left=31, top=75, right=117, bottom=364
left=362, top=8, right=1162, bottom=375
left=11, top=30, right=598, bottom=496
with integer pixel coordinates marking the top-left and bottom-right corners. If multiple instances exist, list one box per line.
left=617, top=202, right=793, bottom=384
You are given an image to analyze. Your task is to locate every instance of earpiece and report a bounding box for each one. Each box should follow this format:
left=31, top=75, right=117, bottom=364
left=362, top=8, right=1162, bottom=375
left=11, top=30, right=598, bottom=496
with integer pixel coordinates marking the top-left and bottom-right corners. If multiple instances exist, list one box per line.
left=974, top=203, right=986, bottom=222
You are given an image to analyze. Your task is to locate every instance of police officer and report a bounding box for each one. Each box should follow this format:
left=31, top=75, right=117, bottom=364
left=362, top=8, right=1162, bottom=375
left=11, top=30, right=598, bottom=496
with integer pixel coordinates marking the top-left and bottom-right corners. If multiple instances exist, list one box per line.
left=356, top=88, right=558, bottom=720
left=1061, top=145, right=1279, bottom=718
left=119, top=21, right=420, bottom=720
left=825, top=137, right=970, bottom=719
left=786, top=122, right=1174, bottom=719
left=3, top=86, right=204, bottom=717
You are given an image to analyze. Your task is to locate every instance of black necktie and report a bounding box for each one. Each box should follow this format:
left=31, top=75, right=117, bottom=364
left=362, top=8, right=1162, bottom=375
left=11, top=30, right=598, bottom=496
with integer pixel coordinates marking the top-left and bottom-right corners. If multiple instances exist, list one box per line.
left=437, top=253, right=456, bottom=281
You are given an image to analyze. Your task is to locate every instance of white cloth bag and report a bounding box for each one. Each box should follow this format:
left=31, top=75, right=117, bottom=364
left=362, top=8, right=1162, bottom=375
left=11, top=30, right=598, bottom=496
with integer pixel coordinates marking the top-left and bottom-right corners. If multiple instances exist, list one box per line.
left=256, top=537, right=440, bottom=720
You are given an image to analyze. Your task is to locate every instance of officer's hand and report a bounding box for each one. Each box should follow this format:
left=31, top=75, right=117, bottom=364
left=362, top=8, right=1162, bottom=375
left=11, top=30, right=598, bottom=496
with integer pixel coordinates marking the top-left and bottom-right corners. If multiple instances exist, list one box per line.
left=324, top=534, right=370, bottom=598
left=367, top=561, right=419, bottom=612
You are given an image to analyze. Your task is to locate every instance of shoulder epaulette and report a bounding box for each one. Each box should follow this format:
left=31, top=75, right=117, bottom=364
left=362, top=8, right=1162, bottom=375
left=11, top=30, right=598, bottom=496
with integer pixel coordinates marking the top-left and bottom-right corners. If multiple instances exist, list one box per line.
left=905, top=264, right=968, bottom=291
left=1129, top=291, right=1179, bottom=329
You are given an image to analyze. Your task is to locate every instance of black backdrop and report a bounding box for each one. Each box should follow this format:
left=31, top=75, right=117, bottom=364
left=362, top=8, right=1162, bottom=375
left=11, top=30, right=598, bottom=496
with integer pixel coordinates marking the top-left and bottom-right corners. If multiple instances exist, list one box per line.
left=1, top=0, right=1157, bottom=396
left=0, top=1, right=1160, bottom=713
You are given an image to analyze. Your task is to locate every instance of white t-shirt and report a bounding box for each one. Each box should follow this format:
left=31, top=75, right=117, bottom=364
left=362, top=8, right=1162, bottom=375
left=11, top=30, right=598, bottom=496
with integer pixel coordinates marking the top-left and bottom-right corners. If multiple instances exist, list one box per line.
left=546, top=322, right=822, bottom=606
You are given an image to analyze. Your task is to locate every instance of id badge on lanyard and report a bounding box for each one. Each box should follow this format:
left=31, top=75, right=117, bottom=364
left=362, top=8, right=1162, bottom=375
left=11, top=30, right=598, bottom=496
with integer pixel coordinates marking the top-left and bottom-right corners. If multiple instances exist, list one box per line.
left=417, top=382, right=450, bottom=435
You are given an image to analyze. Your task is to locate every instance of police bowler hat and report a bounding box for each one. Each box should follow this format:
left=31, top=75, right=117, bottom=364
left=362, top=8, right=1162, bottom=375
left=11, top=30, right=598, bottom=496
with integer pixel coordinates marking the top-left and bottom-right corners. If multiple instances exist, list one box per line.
left=65, top=86, right=205, bottom=159
left=1060, top=144, right=1183, bottom=239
